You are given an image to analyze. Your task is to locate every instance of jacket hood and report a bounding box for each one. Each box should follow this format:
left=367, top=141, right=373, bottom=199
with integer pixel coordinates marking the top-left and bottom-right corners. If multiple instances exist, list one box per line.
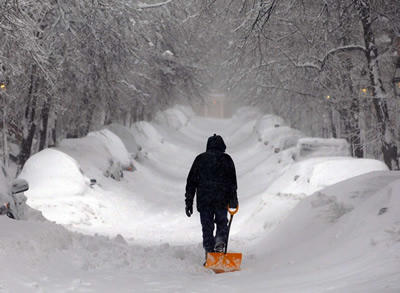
left=206, top=134, right=226, bottom=152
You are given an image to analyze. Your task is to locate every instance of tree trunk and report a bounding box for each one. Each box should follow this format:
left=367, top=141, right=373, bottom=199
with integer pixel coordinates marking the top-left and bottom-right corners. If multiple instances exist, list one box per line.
left=354, top=0, right=398, bottom=169
left=18, top=64, right=39, bottom=170
left=38, top=97, right=51, bottom=151
left=328, top=105, right=337, bottom=138
left=51, top=117, right=58, bottom=147
left=1, top=93, right=9, bottom=171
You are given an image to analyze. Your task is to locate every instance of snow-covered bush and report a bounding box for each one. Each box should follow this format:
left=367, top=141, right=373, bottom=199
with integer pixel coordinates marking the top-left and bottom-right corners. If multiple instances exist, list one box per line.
left=295, top=138, right=350, bottom=160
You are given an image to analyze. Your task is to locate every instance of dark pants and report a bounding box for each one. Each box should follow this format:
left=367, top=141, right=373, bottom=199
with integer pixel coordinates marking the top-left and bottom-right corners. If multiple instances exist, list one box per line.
left=199, top=207, right=228, bottom=252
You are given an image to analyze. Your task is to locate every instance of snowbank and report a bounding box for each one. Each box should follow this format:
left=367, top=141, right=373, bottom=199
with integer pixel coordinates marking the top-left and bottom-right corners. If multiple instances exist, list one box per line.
left=131, top=121, right=164, bottom=148
left=58, top=129, right=132, bottom=179
left=266, top=157, right=388, bottom=196
left=88, top=129, right=131, bottom=168
left=5, top=105, right=399, bottom=292
left=258, top=126, right=304, bottom=152
left=253, top=115, right=304, bottom=151
left=174, top=105, right=195, bottom=118
left=252, top=171, right=400, bottom=292
left=233, top=106, right=262, bottom=121
left=154, top=107, right=191, bottom=130
left=296, top=137, right=350, bottom=160
left=106, top=123, right=140, bottom=157
left=58, top=135, right=115, bottom=179
left=19, top=148, right=89, bottom=199
left=254, top=114, right=287, bottom=134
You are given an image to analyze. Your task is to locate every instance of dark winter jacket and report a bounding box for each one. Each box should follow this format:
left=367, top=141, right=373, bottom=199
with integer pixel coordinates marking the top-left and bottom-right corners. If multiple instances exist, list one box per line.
left=185, top=134, right=238, bottom=211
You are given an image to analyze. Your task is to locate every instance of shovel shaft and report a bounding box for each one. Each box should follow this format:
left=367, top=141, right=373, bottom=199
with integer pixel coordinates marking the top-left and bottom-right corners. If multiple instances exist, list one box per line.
left=225, top=205, right=238, bottom=254
left=225, top=213, right=233, bottom=254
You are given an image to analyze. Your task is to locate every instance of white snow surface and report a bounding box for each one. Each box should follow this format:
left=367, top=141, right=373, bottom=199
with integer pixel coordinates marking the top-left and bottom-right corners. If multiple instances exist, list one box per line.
left=19, top=148, right=89, bottom=199
left=296, top=137, right=351, bottom=159
left=106, top=123, right=140, bottom=156
left=1, top=105, right=399, bottom=292
left=88, top=129, right=132, bottom=168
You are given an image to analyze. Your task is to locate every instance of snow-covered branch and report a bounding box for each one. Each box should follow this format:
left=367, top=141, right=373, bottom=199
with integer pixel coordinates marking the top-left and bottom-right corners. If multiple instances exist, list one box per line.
left=296, top=45, right=366, bottom=71
left=137, top=0, right=172, bottom=10
left=319, top=45, right=366, bottom=69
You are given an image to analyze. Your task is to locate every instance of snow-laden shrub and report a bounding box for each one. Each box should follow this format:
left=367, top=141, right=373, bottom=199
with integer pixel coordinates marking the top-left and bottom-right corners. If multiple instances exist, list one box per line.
left=295, top=138, right=350, bottom=160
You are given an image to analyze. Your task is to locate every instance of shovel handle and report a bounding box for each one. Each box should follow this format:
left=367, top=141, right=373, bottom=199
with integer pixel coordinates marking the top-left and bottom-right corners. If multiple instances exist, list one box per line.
left=227, top=204, right=239, bottom=215
left=225, top=204, right=238, bottom=254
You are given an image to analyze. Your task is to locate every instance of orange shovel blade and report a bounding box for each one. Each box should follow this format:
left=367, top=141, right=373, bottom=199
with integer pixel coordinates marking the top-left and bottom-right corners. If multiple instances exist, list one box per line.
left=205, top=252, right=242, bottom=273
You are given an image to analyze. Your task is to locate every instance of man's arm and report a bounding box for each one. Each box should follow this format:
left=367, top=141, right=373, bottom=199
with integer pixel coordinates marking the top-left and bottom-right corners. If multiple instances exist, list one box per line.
left=228, top=156, right=238, bottom=208
left=185, top=156, right=199, bottom=208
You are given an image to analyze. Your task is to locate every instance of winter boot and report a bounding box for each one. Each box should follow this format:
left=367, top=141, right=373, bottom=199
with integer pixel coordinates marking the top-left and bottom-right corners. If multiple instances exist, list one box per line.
left=214, top=241, right=225, bottom=253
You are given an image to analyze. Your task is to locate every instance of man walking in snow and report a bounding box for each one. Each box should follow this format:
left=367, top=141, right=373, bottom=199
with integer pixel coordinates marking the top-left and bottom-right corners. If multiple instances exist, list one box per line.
left=185, top=134, right=238, bottom=259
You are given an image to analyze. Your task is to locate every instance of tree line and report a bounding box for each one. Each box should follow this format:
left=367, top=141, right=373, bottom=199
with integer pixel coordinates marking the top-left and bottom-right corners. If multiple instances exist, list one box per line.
left=207, top=0, right=400, bottom=169
left=1, top=0, right=400, bottom=174
left=0, top=0, right=210, bottom=173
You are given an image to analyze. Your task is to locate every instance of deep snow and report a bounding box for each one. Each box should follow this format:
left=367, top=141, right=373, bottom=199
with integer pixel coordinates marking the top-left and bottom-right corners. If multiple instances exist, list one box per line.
left=1, top=105, right=399, bottom=292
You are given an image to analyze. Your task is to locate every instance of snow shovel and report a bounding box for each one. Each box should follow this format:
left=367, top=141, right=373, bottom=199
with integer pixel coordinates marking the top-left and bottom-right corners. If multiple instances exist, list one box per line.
left=204, top=205, right=242, bottom=273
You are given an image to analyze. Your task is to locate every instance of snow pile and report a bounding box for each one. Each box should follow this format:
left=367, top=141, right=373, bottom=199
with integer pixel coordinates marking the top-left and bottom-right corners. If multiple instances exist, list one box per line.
left=259, top=126, right=304, bottom=152
left=296, top=137, right=350, bottom=160
left=19, top=148, right=89, bottom=199
left=131, top=121, right=164, bottom=149
left=233, top=106, right=262, bottom=121
left=254, top=114, right=287, bottom=133
left=106, top=123, right=140, bottom=157
left=174, top=105, right=195, bottom=118
left=88, top=129, right=131, bottom=169
left=266, top=157, right=388, bottom=196
left=3, top=104, right=399, bottom=292
left=58, top=129, right=132, bottom=179
left=251, top=171, right=400, bottom=292
left=154, top=107, right=191, bottom=130
left=253, top=115, right=304, bottom=152
left=58, top=135, right=114, bottom=179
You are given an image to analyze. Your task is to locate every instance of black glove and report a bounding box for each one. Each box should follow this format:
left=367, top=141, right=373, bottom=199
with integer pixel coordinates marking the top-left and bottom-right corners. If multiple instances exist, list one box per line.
left=229, top=198, right=238, bottom=209
left=185, top=205, right=193, bottom=217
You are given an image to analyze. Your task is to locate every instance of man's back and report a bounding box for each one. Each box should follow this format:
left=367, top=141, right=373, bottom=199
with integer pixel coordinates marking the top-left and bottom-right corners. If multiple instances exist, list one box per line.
left=185, top=134, right=237, bottom=211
